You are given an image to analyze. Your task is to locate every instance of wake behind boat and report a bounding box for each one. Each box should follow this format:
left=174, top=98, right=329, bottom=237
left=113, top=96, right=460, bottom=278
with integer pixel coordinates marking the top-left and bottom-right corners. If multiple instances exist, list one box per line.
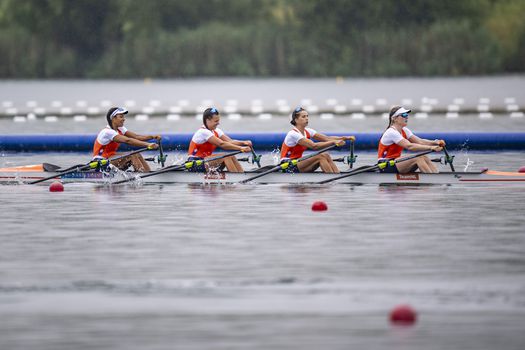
left=1, top=163, right=524, bottom=185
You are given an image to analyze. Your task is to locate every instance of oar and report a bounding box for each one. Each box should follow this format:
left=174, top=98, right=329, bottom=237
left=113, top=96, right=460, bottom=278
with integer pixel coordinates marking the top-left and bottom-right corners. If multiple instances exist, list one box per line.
left=317, top=149, right=435, bottom=184
left=28, top=147, right=152, bottom=184
left=239, top=144, right=340, bottom=184
left=238, top=149, right=262, bottom=168
left=251, top=148, right=262, bottom=168
left=158, top=139, right=166, bottom=168
left=442, top=146, right=455, bottom=172
left=112, top=150, right=244, bottom=185
left=332, top=140, right=357, bottom=168
left=348, top=139, right=356, bottom=169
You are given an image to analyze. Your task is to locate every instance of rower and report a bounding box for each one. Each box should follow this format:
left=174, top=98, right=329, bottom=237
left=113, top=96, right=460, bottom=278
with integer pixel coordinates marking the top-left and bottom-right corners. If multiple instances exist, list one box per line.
left=93, top=107, right=160, bottom=172
left=280, top=107, right=355, bottom=173
left=378, top=106, right=444, bottom=174
left=188, top=107, right=252, bottom=172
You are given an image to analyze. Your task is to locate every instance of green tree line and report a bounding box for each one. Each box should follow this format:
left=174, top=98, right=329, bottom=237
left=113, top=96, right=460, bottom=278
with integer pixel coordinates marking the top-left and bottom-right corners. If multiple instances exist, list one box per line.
left=1, top=0, right=524, bottom=78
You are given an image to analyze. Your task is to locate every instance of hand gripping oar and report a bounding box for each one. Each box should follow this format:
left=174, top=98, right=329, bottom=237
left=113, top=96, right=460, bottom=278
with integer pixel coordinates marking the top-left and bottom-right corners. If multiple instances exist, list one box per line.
left=28, top=147, right=152, bottom=184
left=112, top=150, right=244, bottom=185
left=239, top=144, right=340, bottom=184
left=442, top=146, right=455, bottom=172
left=317, top=149, right=435, bottom=184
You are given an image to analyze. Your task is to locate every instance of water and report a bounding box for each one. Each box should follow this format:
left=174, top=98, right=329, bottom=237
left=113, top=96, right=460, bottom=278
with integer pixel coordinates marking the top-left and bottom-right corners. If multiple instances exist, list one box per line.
left=1, top=152, right=525, bottom=349
left=1, top=77, right=525, bottom=349
left=1, top=76, right=524, bottom=112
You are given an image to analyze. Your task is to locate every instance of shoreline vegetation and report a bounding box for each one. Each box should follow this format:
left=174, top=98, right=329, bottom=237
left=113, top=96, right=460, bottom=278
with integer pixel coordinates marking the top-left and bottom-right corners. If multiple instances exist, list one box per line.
left=1, top=0, right=524, bottom=78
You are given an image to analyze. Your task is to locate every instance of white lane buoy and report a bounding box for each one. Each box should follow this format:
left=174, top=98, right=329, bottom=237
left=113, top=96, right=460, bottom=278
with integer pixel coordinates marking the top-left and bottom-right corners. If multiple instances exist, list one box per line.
left=227, top=113, right=242, bottom=120
left=13, top=115, right=27, bottom=122
left=73, top=115, right=87, bottom=122
left=258, top=113, right=272, bottom=120
left=251, top=105, right=264, bottom=114
left=44, top=115, right=58, bottom=122
left=477, top=105, right=490, bottom=112
left=87, top=107, right=100, bottom=114
left=320, top=113, right=334, bottom=119
left=362, top=105, right=375, bottom=113
left=142, top=106, right=155, bottom=114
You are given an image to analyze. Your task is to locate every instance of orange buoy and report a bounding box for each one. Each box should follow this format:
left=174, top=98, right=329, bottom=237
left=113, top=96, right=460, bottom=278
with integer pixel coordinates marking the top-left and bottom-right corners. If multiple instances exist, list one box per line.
left=518, top=166, right=525, bottom=173
left=389, top=304, right=417, bottom=325
left=311, top=201, right=328, bottom=211
left=49, top=181, right=64, bottom=192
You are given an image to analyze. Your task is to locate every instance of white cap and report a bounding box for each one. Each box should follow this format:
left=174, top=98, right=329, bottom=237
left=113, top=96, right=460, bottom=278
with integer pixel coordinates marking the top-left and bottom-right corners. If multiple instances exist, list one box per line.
left=110, top=107, right=128, bottom=119
left=392, top=107, right=411, bottom=118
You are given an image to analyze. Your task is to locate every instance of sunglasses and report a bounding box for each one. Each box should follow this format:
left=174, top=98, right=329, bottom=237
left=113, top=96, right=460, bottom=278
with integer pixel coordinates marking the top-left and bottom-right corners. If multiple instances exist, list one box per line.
left=210, top=107, right=219, bottom=114
left=399, top=113, right=409, bottom=118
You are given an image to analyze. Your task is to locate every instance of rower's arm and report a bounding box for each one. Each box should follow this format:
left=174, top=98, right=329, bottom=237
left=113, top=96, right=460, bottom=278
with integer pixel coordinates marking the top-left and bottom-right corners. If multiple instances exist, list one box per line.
left=208, top=135, right=248, bottom=152
left=408, top=135, right=444, bottom=146
left=398, top=138, right=441, bottom=152
left=220, top=135, right=253, bottom=148
left=298, top=137, right=342, bottom=150
left=113, top=134, right=158, bottom=149
left=124, top=131, right=161, bottom=142
left=313, top=133, right=355, bottom=142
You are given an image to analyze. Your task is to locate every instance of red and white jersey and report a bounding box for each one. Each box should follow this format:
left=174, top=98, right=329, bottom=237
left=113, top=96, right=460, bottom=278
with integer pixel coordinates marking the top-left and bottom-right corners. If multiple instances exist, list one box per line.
left=188, top=126, right=225, bottom=158
left=377, top=127, right=414, bottom=160
left=92, top=126, right=127, bottom=159
left=280, top=127, right=317, bottom=160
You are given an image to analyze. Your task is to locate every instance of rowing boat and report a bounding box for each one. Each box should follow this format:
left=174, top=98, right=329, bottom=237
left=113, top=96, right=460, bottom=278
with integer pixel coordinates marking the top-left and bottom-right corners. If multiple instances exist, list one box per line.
left=1, top=163, right=525, bottom=185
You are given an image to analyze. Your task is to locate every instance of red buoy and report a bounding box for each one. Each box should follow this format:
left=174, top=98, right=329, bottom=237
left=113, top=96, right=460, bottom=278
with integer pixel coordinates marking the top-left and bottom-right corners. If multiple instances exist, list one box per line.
left=518, top=166, right=525, bottom=173
left=389, top=304, right=417, bottom=325
left=49, top=181, right=64, bottom=192
left=311, top=201, right=328, bottom=211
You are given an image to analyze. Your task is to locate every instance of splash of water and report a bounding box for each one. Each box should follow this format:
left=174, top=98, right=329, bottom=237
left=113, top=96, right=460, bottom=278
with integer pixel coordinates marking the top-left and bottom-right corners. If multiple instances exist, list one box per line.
left=271, top=148, right=281, bottom=165
left=170, top=153, right=185, bottom=166
left=456, top=140, right=475, bottom=172
left=464, top=158, right=474, bottom=172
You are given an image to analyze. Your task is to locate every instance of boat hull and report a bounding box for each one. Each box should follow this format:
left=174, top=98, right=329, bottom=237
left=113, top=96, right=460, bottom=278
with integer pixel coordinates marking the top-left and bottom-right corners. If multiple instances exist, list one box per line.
left=1, top=168, right=525, bottom=185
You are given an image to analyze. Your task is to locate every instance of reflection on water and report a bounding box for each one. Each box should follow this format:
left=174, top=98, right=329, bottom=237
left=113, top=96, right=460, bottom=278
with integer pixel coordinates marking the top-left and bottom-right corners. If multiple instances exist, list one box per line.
left=1, top=152, right=525, bottom=350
